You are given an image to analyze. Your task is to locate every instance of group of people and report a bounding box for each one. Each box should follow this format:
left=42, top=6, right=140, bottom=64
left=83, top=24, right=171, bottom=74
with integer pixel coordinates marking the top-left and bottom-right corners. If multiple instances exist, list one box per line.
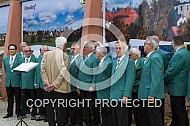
left=3, top=35, right=190, bottom=126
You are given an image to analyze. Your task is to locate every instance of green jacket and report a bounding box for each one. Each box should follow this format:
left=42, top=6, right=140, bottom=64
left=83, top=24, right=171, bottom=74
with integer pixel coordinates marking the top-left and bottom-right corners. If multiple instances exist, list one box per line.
left=93, top=55, right=112, bottom=99
left=133, top=58, right=144, bottom=92
left=157, top=48, right=169, bottom=73
left=35, top=55, right=44, bottom=89
left=19, top=56, right=37, bottom=89
left=138, top=51, right=164, bottom=99
left=3, top=55, right=21, bottom=87
left=164, top=46, right=190, bottom=96
left=69, top=54, right=81, bottom=91
left=78, top=53, right=97, bottom=90
left=110, top=55, right=135, bottom=101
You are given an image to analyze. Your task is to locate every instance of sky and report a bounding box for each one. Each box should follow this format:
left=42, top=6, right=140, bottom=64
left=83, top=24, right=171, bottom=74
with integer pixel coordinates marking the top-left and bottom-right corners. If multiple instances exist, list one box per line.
left=22, top=0, right=84, bottom=32
left=0, top=6, right=9, bottom=34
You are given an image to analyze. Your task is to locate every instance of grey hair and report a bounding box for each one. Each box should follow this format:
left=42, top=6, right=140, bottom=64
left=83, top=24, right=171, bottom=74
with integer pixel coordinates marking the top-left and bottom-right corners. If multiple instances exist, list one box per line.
left=96, top=46, right=107, bottom=56
left=85, top=41, right=95, bottom=51
left=55, top=37, right=67, bottom=48
left=20, top=42, right=27, bottom=48
left=146, top=36, right=159, bottom=49
left=94, top=41, right=102, bottom=46
left=129, top=48, right=141, bottom=58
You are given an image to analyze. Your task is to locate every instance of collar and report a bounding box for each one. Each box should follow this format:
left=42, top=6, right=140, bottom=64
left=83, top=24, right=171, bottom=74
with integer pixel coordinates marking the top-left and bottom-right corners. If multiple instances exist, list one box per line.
left=176, top=46, right=184, bottom=52
left=87, top=52, right=93, bottom=58
left=100, top=55, right=107, bottom=63
left=73, top=54, right=79, bottom=60
left=146, top=50, right=155, bottom=58
left=118, top=54, right=125, bottom=61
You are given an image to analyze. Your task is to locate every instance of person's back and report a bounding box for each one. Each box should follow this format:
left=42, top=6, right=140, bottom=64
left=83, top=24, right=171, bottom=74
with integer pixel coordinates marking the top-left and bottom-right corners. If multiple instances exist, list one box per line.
left=42, top=48, right=70, bottom=93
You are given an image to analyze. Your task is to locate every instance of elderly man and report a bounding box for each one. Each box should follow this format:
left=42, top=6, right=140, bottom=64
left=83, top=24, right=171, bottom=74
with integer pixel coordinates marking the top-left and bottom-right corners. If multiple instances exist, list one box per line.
left=3, top=44, right=21, bottom=119
left=110, top=40, right=135, bottom=126
left=41, top=37, right=71, bottom=126
left=128, top=48, right=144, bottom=126
left=138, top=36, right=164, bottom=126
left=77, top=41, right=100, bottom=126
left=93, top=46, right=113, bottom=126
left=35, top=45, right=49, bottom=121
left=17, top=42, right=27, bottom=58
left=164, top=36, right=190, bottom=126
left=19, top=46, right=37, bottom=120
left=68, top=42, right=83, bottom=126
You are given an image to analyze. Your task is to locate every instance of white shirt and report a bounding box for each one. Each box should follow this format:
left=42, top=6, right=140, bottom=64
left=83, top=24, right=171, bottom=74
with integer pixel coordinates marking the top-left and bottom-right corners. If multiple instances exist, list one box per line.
left=70, top=54, right=79, bottom=64
left=9, top=54, right=16, bottom=63
left=25, top=56, right=31, bottom=63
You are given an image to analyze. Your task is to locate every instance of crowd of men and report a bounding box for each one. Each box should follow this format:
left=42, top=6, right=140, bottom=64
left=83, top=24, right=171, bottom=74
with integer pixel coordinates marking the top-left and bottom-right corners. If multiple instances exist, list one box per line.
left=2, top=35, right=190, bottom=126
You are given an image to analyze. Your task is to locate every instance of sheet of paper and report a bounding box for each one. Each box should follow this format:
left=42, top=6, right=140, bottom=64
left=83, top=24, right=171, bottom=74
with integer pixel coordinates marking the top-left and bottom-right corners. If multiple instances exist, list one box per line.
left=13, top=62, right=38, bottom=72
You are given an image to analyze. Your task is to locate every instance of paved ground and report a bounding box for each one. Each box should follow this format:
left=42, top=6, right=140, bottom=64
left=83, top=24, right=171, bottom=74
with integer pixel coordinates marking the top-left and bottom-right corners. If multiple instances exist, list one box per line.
left=0, top=94, right=190, bottom=126
left=0, top=100, right=48, bottom=126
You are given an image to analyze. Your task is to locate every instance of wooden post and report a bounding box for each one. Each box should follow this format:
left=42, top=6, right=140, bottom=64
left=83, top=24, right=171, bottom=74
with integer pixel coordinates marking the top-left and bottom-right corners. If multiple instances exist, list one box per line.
left=1, top=0, right=21, bottom=100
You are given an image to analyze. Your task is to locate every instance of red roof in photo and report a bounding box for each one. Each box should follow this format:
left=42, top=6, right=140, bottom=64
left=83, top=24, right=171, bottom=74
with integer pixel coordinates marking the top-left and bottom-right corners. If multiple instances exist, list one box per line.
left=106, top=8, right=138, bottom=25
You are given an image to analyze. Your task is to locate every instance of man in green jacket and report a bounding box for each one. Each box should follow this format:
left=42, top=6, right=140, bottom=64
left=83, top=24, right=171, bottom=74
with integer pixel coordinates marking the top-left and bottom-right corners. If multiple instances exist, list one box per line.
left=19, top=46, right=37, bottom=120
left=164, top=36, right=190, bottom=126
left=35, top=45, right=49, bottom=121
left=110, top=40, right=135, bottom=126
left=138, top=36, right=164, bottom=126
left=128, top=48, right=144, bottom=126
left=3, top=44, right=21, bottom=119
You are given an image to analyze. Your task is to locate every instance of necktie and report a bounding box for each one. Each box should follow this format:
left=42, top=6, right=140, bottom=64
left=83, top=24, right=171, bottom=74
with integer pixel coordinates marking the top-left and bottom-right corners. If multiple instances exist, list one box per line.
left=10, top=56, right=13, bottom=68
left=115, top=59, right=120, bottom=70
left=70, top=56, right=75, bottom=64
left=26, top=58, right=29, bottom=63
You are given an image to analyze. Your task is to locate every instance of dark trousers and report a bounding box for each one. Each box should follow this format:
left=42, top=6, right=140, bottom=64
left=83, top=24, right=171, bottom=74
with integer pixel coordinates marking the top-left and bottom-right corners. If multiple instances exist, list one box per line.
left=138, top=100, right=163, bottom=126
left=68, top=92, right=83, bottom=124
left=6, top=86, right=21, bottom=115
left=112, top=102, right=130, bottom=126
left=36, top=88, right=46, bottom=116
left=170, top=96, right=189, bottom=126
left=44, top=91, right=69, bottom=126
left=80, top=91, right=100, bottom=126
left=20, top=89, right=37, bottom=116
left=128, top=91, right=139, bottom=126
left=101, top=102, right=113, bottom=126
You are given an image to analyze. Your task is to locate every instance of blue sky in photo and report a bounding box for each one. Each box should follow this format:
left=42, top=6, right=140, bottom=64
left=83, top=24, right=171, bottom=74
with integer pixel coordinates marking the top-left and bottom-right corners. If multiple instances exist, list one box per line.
left=22, top=0, right=84, bottom=32
left=0, top=6, right=9, bottom=34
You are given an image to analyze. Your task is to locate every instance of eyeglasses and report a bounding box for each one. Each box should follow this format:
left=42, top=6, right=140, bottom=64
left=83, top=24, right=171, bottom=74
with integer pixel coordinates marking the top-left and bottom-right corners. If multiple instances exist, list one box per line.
left=25, top=50, right=31, bottom=52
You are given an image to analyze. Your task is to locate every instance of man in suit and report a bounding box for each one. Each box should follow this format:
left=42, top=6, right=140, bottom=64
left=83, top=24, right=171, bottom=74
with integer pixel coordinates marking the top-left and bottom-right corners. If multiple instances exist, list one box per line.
left=41, top=37, right=71, bottom=126
left=128, top=48, right=144, bottom=126
left=19, top=46, right=37, bottom=120
left=138, top=36, right=164, bottom=126
left=152, top=35, right=169, bottom=125
left=68, top=42, right=83, bottom=126
left=35, top=45, right=49, bottom=121
left=93, top=46, right=113, bottom=126
left=16, top=42, right=27, bottom=58
left=110, top=40, right=135, bottom=126
left=3, top=44, right=21, bottom=119
left=77, top=41, right=100, bottom=126
left=164, top=36, right=190, bottom=126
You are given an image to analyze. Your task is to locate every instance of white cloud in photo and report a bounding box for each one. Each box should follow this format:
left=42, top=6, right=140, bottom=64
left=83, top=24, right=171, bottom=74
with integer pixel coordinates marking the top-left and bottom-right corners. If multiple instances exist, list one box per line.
left=38, top=12, right=57, bottom=25
left=65, top=14, right=74, bottom=23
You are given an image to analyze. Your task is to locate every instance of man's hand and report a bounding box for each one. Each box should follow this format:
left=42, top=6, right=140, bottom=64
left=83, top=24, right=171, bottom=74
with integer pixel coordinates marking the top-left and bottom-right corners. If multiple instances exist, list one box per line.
left=76, top=88, right=80, bottom=95
left=122, top=96, right=128, bottom=104
left=89, top=86, right=95, bottom=92
left=148, top=96, right=154, bottom=103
